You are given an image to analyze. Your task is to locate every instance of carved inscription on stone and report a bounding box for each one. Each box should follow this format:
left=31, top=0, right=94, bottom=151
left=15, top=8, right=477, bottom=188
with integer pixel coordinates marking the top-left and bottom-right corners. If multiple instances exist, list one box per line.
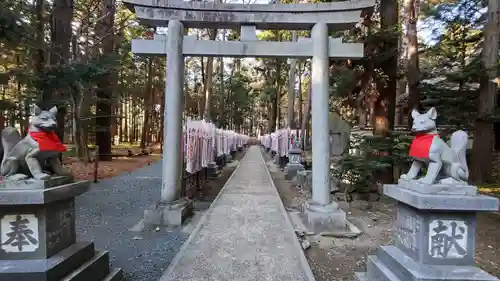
left=428, top=219, right=468, bottom=259
left=1, top=214, right=39, bottom=253
left=289, top=154, right=301, bottom=164
left=46, top=201, right=74, bottom=253
left=396, top=211, right=420, bottom=254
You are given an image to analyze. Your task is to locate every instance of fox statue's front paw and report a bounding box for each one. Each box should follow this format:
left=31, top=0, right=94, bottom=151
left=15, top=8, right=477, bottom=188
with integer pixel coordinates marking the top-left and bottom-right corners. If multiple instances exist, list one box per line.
left=418, top=177, right=434, bottom=185
left=400, top=174, right=410, bottom=181
left=33, top=173, right=51, bottom=180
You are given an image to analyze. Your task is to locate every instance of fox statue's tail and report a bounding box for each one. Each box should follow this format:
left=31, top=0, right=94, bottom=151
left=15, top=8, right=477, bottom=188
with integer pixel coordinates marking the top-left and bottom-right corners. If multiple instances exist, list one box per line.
left=450, top=130, right=469, bottom=181
left=1, top=127, right=21, bottom=166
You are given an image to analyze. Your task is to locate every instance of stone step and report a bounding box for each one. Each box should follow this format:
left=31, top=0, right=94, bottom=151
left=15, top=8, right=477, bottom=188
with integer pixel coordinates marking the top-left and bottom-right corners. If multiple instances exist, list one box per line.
left=61, top=251, right=110, bottom=281
left=101, top=268, right=123, bottom=281
left=0, top=242, right=95, bottom=281
left=366, top=255, right=402, bottom=281
left=354, top=272, right=369, bottom=281
left=376, top=245, right=499, bottom=281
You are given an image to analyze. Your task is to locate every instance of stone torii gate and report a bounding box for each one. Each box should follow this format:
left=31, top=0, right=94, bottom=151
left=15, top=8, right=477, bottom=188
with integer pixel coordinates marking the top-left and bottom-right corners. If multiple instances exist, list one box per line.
left=124, top=0, right=374, bottom=227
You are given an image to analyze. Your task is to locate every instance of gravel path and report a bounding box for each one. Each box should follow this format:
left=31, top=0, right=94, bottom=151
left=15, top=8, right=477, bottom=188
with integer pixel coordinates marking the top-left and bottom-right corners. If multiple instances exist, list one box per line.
left=75, top=162, right=187, bottom=281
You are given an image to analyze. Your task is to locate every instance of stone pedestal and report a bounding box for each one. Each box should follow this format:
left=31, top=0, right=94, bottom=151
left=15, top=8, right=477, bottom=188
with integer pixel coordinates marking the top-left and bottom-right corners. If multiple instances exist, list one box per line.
left=301, top=199, right=347, bottom=233
left=285, top=163, right=304, bottom=181
left=355, top=181, right=500, bottom=281
left=206, top=162, right=221, bottom=179
left=285, top=147, right=305, bottom=181
left=144, top=198, right=193, bottom=227
left=273, top=153, right=280, bottom=165
left=295, top=170, right=312, bottom=190
left=270, top=150, right=276, bottom=159
left=279, top=156, right=288, bottom=170
left=216, top=155, right=226, bottom=168
left=0, top=179, right=122, bottom=281
left=225, top=153, right=233, bottom=163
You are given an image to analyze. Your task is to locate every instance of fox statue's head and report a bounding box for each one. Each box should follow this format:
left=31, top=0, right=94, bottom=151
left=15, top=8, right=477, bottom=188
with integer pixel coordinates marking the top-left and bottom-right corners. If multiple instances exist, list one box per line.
left=411, top=107, right=438, bottom=133
left=30, top=105, right=58, bottom=132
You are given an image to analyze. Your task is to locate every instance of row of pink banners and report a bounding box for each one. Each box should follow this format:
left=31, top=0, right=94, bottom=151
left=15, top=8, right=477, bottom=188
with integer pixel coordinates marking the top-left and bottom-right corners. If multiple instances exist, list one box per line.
left=183, top=119, right=249, bottom=173
left=258, top=129, right=301, bottom=157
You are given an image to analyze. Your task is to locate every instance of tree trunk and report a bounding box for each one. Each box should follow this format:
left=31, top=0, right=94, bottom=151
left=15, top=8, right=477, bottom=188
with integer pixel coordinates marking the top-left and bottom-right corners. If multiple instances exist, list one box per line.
left=470, top=0, right=499, bottom=183
left=49, top=0, right=74, bottom=144
left=203, top=29, right=218, bottom=121
left=287, top=3, right=299, bottom=129
left=269, top=68, right=278, bottom=133
left=124, top=94, right=129, bottom=142
left=276, top=59, right=283, bottom=129
left=372, top=0, right=399, bottom=184
left=49, top=0, right=73, bottom=68
left=297, top=62, right=303, bottom=136
left=287, top=58, right=298, bottom=129
left=301, top=76, right=312, bottom=149
left=375, top=0, right=398, bottom=135
left=34, top=0, right=45, bottom=74
left=141, top=58, right=154, bottom=149
left=404, top=0, right=421, bottom=128
left=95, top=0, right=116, bottom=161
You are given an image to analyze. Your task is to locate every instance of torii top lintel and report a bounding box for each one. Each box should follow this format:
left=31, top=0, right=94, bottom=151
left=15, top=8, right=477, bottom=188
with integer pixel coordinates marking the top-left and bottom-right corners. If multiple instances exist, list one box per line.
left=123, top=0, right=375, bottom=30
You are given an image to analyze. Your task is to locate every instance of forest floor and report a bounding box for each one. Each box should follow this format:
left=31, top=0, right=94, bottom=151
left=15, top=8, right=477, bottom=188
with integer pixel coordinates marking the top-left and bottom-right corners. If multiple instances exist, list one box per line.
left=63, top=146, right=161, bottom=181
left=265, top=154, right=500, bottom=281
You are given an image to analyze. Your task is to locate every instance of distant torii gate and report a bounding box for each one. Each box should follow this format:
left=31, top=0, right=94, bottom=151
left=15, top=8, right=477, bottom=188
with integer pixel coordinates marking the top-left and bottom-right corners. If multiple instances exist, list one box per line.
left=124, top=0, right=374, bottom=226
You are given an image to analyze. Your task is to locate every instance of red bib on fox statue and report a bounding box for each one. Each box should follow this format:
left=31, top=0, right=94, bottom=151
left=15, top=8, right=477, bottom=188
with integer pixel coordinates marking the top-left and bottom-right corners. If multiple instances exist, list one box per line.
left=409, top=134, right=438, bottom=159
left=29, top=131, right=67, bottom=152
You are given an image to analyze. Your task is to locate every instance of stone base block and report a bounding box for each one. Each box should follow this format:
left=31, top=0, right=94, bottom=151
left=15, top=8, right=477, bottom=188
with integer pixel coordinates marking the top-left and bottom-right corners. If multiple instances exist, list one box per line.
left=295, top=170, right=312, bottom=190
left=284, top=163, right=304, bottom=181
left=356, top=245, right=498, bottom=281
left=216, top=156, right=226, bottom=168
left=225, top=154, right=233, bottom=163
left=301, top=200, right=347, bottom=233
left=144, top=198, right=193, bottom=227
left=0, top=242, right=122, bottom=281
left=270, top=150, right=276, bottom=159
left=354, top=272, right=369, bottom=281
left=279, top=156, right=288, bottom=170
left=273, top=154, right=280, bottom=165
left=397, top=179, right=478, bottom=195
left=0, top=176, right=73, bottom=190
left=207, top=162, right=221, bottom=179
left=384, top=184, right=499, bottom=211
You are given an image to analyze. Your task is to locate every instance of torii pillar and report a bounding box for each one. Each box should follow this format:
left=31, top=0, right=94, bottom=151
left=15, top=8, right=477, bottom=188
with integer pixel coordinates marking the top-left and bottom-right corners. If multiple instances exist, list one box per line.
left=143, top=19, right=193, bottom=227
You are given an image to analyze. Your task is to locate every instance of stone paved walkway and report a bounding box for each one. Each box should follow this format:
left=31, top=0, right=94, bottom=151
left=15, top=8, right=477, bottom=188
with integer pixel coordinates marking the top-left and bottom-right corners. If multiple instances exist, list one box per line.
left=160, top=146, right=315, bottom=281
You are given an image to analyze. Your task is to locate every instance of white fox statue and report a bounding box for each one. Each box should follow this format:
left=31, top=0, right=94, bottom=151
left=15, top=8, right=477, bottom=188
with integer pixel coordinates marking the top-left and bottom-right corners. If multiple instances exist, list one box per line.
left=0, top=105, right=70, bottom=181
left=400, top=107, right=469, bottom=185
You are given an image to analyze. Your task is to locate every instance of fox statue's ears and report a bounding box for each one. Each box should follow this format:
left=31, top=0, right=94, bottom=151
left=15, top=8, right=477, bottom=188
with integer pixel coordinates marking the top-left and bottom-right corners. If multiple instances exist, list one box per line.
left=31, top=104, right=42, bottom=116
left=411, top=107, right=437, bottom=121
left=411, top=109, right=420, bottom=119
left=30, top=105, right=57, bottom=116
left=426, top=107, right=437, bottom=120
left=49, top=106, right=58, bottom=116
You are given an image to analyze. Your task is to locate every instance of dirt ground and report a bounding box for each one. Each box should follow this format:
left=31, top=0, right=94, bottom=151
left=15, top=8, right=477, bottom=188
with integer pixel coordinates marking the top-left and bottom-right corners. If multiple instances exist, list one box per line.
left=63, top=147, right=161, bottom=181
left=194, top=150, right=246, bottom=202
left=267, top=160, right=500, bottom=281
left=64, top=147, right=248, bottom=184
